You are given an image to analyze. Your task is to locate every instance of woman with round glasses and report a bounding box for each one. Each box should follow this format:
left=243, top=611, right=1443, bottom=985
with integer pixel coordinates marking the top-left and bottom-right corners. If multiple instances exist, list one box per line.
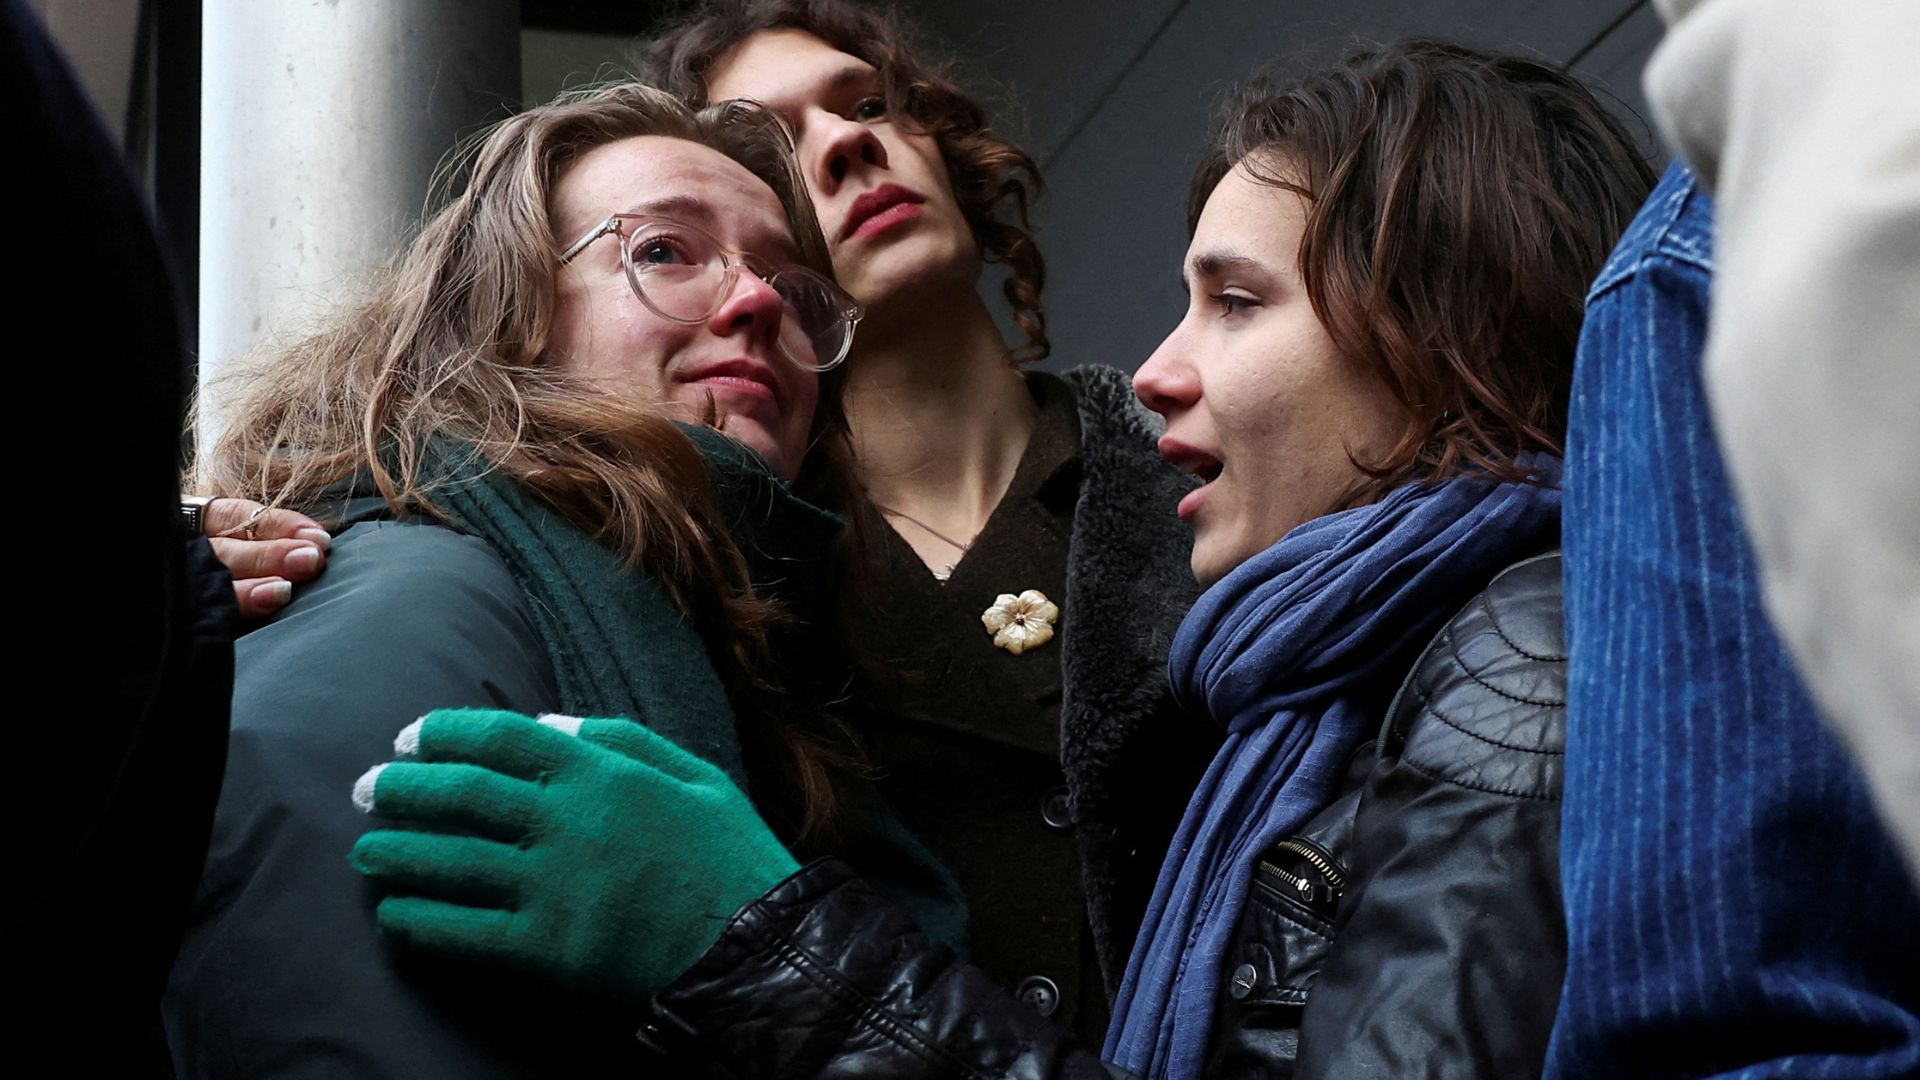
left=555, top=211, right=863, bottom=378
left=163, top=82, right=960, bottom=1079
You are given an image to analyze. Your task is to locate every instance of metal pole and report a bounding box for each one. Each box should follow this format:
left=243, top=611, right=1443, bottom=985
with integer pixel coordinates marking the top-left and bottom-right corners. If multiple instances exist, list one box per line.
left=198, top=0, right=520, bottom=448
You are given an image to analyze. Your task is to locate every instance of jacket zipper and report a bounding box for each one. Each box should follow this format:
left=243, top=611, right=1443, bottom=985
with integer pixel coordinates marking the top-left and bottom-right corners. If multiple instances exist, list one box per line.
left=1272, top=837, right=1347, bottom=890
left=1257, top=863, right=1335, bottom=906
left=1254, top=837, right=1348, bottom=915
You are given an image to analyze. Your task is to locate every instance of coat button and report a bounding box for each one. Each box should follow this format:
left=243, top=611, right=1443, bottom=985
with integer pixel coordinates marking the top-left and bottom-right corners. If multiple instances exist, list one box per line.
left=1016, top=975, right=1061, bottom=1017
left=1040, top=786, right=1074, bottom=831
left=1228, top=963, right=1260, bottom=1001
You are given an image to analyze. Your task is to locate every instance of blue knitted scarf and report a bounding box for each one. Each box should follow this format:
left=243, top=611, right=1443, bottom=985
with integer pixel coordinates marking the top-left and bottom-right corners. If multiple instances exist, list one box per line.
left=1105, top=456, right=1563, bottom=1078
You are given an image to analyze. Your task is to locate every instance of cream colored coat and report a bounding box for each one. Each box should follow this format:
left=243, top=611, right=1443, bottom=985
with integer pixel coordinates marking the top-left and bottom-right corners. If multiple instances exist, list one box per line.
left=1648, top=0, right=1920, bottom=876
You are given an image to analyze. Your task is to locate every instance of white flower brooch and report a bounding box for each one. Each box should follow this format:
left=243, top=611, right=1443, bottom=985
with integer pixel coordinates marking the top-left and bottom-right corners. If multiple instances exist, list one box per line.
left=981, top=589, right=1060, bottom=655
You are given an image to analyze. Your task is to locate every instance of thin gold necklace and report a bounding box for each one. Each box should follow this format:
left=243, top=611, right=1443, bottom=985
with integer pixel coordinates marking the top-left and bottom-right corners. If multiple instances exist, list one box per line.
left=874, top=503, right=977, bottom=582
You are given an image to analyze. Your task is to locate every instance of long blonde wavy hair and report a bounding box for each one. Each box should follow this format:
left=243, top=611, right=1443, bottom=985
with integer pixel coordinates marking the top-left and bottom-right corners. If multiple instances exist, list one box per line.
left=199, top=82, right=862, bottom=845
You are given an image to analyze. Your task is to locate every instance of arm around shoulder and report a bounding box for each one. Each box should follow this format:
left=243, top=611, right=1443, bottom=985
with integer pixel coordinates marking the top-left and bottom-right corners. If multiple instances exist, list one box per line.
left=233, top=520, right=556, bottom=728
left=164, top=521, right=624, bottom=1079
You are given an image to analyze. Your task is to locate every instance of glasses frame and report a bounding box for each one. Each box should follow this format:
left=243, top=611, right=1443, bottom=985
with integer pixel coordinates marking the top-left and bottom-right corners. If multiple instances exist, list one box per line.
left=559, top=213, right=863, bottom=373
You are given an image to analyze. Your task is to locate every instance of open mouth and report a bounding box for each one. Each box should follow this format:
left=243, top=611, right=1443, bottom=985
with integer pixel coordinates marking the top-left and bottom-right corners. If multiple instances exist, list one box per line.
left=1159, top=436, right=1222, bottom=522
left=1158, top=436, right=1223, bottom=484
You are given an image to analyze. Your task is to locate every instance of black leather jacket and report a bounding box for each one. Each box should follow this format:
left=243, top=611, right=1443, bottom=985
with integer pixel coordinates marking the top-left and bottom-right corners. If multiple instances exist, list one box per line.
left=640, top=553, right=1568, bottom=1079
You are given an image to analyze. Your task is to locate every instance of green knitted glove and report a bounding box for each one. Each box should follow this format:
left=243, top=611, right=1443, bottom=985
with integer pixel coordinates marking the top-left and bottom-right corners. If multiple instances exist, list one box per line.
left=348, top=707, right=798, bottom=1004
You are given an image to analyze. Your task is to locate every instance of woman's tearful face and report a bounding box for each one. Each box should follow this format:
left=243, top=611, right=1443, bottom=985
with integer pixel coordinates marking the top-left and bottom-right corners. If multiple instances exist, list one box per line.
left=547, top=135, right=821, bottom=480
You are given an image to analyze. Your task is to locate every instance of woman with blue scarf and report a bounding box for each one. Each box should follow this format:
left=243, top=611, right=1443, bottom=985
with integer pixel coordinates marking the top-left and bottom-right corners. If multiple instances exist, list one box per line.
left=347, top=41, right=1653, bottom=1078
left=1103, top=43, right=1649, bottom=1078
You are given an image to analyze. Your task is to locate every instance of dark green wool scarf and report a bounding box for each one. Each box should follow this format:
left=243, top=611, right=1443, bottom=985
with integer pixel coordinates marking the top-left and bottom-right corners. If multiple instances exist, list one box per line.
left=418, top=430, right=805, bottom=787
left=416, top=427, right=969, bottom=951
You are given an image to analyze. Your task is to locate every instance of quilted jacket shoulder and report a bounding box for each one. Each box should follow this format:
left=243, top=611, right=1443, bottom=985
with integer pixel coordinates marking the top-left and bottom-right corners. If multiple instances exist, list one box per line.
left=1384, top=550, right=1566, bottom=801
left=1282, top=550, right=1568, bottom=1080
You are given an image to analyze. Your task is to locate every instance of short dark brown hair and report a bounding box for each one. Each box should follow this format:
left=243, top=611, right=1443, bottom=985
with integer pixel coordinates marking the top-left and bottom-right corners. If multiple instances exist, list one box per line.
left=635, top=0, right=1050, bottom=361
left=1191, top=39, right=1654, bottom=503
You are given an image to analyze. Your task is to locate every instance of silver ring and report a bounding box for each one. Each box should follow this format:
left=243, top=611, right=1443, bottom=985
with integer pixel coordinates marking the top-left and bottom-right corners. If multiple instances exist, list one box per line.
left=214, top=503, right=271, bottom=541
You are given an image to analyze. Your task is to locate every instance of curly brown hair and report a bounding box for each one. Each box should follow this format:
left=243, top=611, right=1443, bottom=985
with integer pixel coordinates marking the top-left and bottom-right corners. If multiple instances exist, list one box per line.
left=634, top=0, right=1050, bottom=362
left=200, top=84, right=862, bottom=847
left=1190, top=39, right=1655, bottom=505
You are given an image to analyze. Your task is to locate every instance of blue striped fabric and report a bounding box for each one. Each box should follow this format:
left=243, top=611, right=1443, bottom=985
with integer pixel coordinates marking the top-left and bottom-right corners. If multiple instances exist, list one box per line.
left=1547, top=162, right=1920, bottom=1079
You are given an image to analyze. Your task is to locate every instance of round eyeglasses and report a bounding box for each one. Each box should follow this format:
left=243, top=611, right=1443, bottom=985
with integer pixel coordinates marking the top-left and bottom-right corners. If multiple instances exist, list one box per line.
left=558, top=214, right=862, bottom=373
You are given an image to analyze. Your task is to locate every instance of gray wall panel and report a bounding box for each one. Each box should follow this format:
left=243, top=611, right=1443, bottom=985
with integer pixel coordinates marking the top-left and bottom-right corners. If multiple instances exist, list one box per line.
left=1571, top=1, right=1666, bottom=148
left=518, top=2, right=1665, bottom=374
left=901, top=0, right=1660, bottom=371
left=911, top=0, right=1192, bottom=162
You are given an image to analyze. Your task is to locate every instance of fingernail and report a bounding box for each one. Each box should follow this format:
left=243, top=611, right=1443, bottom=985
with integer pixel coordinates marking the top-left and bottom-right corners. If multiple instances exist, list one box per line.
left=252, top=580, right=294, bottom=606
left=352, top=763, right=388, bottom=813
left=295, top=527, right=332, bottom=548
left=536, top=713, right=585, bottom=737
left=286, top=545, right=321, bottom=572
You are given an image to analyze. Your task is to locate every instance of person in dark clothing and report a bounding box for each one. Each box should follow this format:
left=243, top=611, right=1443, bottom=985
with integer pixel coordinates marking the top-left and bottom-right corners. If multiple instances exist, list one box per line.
left=352, top=40, right=1655, bottom=1079
left=3, top=0, right=239, bottom=1069
left=636, top=5, right=1212, bottom=1035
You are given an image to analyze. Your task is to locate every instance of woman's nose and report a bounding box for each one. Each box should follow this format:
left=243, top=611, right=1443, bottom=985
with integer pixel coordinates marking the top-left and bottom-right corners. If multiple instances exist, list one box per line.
left=1133, top=327, right=1201, bottom=416
left=707, top=267, right=790, bottom=342
left=805, top=111, right=887, bottom=197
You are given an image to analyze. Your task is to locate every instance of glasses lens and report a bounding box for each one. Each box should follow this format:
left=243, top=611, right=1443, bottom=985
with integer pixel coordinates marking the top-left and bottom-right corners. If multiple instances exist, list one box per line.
left=770, top=272, right=852, bottom=371
left=623, top=219, right=852, bottom=370
left=624, top=223, right=726, bottom=322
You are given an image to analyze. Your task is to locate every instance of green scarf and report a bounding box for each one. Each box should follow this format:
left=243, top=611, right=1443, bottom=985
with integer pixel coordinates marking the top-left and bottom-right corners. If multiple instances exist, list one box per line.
left=417, top=427, right=969, bottom=951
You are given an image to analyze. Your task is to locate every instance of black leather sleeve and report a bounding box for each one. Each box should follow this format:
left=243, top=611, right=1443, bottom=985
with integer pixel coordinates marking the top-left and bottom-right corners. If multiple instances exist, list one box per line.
left=1293, top=553, right=1568, bottom=1080
left=648, top=860, right=1130, bottom=1079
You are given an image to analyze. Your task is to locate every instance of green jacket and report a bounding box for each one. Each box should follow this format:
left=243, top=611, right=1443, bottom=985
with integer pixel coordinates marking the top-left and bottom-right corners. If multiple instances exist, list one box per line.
left=163, top=432, right=963, bottom=1079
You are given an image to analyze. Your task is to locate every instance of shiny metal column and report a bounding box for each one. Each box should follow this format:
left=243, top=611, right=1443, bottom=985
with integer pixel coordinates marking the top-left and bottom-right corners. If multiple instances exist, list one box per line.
left=198, top=0, right=519, bottom=446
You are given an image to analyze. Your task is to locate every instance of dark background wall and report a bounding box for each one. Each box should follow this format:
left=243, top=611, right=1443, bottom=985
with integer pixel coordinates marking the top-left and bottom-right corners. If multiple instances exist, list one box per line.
left=918, top=0, right=1662, bottom=372
left=529, top=0, right=1663, bottom=374
left=58, top=0, right=1660, bottom=368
